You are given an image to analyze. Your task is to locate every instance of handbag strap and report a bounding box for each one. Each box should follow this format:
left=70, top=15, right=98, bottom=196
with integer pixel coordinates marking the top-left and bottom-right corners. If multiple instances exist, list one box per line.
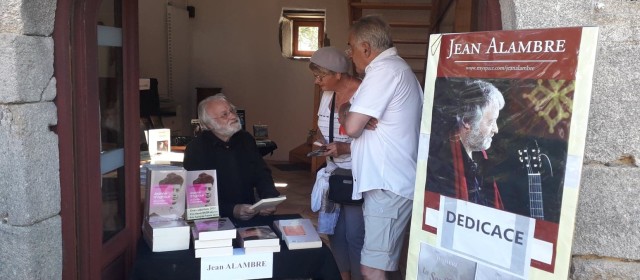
left=329, top=92, right=336, bottom=142
left=328, top=92, right=336, bottom=161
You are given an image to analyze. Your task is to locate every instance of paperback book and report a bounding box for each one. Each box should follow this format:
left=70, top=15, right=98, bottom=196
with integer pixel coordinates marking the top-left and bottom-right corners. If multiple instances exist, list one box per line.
left=147, top=128, right=171, bottom=156
left=191, top=227, right=233, bottom=249
left=273, top=218, right=322, bottom=250
left=144, top=165, right=186, bottom=222
left=193, top=217, right=236, bottom=240
left=142, top=218, right=190, bottom=252
left=249, top=196, right=287, bottom=212
left=236, top=225, right=279, bottom=248
left=194, top=246, right=234, bottom=258
left=185, top=170, right=219, bottom=220
left=244, top=245, right=281, bottom=254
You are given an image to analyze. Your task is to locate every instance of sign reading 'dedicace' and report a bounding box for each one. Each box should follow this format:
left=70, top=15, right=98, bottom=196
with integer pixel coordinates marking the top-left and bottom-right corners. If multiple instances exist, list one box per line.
left=200, top=249, right=273, bottom=280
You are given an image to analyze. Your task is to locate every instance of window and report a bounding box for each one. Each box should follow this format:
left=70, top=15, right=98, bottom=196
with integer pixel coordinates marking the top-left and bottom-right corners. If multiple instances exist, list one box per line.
left=280, top=9, right=326, bottom=59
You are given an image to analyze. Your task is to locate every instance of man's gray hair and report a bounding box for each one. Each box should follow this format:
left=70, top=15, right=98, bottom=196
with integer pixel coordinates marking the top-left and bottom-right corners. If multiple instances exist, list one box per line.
left=197, top=93, right=234, bottom=130
left=458, top=80, right=505, bottom=129
left=349, top=15, right=393, bottom=52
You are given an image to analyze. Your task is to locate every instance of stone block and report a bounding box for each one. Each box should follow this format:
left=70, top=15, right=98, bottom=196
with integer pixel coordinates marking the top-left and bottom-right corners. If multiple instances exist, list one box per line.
left=0, top=34, right=54, bottom=104
left=41, top=77, right=56, bottom=102
left=573, top=165, right=640, bottom=260
left=584, top=43, right=640, bottom=163
left=0, top=216, right=61, bottom=279
left=0, top=103, right=59, bottom=226
left=571, top=257, right=640, bottom=280
left=0, top=0, right=56, bottom=36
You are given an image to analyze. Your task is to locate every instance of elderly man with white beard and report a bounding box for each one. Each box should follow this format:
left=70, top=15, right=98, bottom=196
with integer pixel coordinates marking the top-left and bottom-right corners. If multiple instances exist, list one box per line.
left=426, top=78, right=506, bottom=209
left=184, top=94, right=281, bottom=220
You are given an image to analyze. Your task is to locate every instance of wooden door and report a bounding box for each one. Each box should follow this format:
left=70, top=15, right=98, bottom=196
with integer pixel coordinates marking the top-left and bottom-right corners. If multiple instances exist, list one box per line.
left=56, top=0, right=140, bottom=279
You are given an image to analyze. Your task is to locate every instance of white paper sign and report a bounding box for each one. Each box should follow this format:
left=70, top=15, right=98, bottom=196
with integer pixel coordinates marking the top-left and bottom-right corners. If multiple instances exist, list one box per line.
left=438, top=196, right=535, bottom=278
left=200, top=249, right=273, bottom=280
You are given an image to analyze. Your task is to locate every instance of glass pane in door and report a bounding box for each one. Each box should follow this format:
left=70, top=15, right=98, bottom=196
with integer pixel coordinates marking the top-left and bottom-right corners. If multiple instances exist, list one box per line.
left=98, top=0, right=125, bottom=242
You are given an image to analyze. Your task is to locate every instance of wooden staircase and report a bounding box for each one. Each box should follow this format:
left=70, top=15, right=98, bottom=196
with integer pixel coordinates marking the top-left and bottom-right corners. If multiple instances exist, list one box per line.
left=347, top=0, right=433, bottom=85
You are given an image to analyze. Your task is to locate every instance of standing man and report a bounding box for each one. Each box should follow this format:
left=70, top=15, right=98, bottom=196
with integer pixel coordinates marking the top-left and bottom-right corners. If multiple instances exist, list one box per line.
left=344, top=15, right=423, bottom=279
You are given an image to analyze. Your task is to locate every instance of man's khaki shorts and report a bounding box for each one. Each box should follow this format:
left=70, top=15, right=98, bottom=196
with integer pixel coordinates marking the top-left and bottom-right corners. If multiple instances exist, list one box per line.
left=361, top=189, right=412, bottom=271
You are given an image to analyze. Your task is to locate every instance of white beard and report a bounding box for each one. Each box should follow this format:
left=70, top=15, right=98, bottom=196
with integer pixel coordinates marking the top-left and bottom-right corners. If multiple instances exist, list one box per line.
left=212, top=117, right=242, bottom=138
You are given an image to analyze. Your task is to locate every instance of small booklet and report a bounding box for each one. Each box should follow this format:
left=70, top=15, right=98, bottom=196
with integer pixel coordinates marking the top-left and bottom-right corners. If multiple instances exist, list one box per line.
left=249, top=196, right=287, bottom=212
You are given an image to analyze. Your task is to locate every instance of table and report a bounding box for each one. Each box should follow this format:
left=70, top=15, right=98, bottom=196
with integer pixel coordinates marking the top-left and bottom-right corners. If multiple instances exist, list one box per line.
left=130, top=214, right=340, bottom=280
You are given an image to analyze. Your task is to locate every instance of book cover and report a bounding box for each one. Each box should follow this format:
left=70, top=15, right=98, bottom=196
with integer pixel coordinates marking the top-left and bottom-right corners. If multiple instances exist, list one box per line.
left=236, top=225, right=279, bottom=248
left=193, top=217, right=236, bottom=241
left=273, top=219, right=322, bottom=250
left=144, top=166, right=186, bottom=222
left=185, top=170, right=220, bottom=220
left=244, top=245, right=281, bottom=254
left=195, top=246, right=234, bottom=258
left=191, top=227, right=233, bottom=249
left=147, top=128, right=171, bottom=156
left=249, top=196, right=286, bottom=212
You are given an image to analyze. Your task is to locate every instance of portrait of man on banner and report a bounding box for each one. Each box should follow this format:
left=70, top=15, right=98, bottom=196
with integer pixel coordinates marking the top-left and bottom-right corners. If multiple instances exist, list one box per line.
left=426, top=77, right=569, bottom=224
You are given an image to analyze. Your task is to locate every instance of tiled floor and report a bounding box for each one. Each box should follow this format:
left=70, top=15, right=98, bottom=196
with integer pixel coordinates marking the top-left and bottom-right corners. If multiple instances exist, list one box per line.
left=267, top=160, right=318, bottom=221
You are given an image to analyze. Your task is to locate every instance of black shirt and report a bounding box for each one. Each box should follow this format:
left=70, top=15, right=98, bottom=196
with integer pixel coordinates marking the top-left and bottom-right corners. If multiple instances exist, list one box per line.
left=183, top=130, right=280, bottom=217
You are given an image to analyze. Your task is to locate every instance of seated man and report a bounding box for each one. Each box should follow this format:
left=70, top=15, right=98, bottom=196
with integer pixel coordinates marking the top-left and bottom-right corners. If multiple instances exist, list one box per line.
left=183, top=94, right=281, bottom=220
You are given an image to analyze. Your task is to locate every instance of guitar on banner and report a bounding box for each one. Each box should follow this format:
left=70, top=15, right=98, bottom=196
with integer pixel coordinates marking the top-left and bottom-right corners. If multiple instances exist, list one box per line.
left=518, top=141, right=553, bottom=220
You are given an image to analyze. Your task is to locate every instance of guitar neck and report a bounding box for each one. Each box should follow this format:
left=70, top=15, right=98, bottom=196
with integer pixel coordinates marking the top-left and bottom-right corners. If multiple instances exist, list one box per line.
left=528, top=173, right=544, bottom=219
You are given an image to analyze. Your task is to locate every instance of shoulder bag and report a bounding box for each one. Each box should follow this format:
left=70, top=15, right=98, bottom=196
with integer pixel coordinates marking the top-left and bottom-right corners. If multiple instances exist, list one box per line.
left=326, top=92, right=364, bottom=205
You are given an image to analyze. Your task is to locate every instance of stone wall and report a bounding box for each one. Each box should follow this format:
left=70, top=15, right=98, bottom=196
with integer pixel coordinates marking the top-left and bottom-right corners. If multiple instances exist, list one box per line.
left=0, top=0, right=61, bottom=279
left=500, top=0, right=640, bottom=278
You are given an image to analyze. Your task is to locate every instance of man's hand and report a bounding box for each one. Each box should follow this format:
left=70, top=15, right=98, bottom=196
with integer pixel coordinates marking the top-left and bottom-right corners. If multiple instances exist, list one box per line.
left=365, top=118, right=378, bottom=130
left=258, top=206, right=277, bottom=216
left=233, top=204, right=257, bottom=221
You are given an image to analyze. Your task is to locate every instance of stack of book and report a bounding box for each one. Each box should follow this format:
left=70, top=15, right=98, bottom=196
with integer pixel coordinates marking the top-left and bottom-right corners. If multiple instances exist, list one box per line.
left=273, top=218, right=323, bottom=250
left=192, top=217, right=236, bottom=258
left=141, top=165, right=190, bottom=252
left=236, top=225, right=281, bottom=254
left=142, top=219, right=190, bottom=252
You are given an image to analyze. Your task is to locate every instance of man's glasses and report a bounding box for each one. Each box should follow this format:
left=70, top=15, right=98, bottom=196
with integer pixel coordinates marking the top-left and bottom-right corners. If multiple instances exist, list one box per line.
left=345, top=47, right=353, bottom=56
left=213, top=108, right=237, bottom=119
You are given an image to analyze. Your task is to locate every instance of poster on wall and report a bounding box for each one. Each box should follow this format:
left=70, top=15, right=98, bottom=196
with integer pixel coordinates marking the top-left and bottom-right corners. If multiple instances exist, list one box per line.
left=405, top=27, right=598, bottom=280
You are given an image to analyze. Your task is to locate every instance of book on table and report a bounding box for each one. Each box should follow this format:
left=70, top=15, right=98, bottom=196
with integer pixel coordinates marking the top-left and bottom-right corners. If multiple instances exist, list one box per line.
left=191, top=227, right=233, bottom=249
left=194, top=246, right=234, bottom=258
left=249, top=196, right=287, bottom=212
left=142, top=219, right=190, bottom=252
left=273, top=218, right=322, bottom=250
left=236, top=225, right=280, bottom=248
left=193, top=217, right=236, bottom=240
left=243, top=245, right=281, bottom=254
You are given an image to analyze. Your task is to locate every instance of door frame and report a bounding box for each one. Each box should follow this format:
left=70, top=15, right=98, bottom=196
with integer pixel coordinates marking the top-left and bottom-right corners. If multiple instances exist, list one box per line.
left=55, top=0, right=140, bottom=278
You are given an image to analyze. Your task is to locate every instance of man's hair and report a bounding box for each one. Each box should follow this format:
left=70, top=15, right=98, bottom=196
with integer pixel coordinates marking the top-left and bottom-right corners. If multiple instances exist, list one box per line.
left=197, top=93, right=235, bottom=130
left=349, top=15, right=393, bottom=52
left=434, top=78, right=505, bottom=134
left=457, top=80, right=504, bottom=129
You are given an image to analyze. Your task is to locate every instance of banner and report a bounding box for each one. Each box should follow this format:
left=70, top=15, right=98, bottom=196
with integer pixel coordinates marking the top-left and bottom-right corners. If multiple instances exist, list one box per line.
left=407, top=27, right=598, bottom=279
